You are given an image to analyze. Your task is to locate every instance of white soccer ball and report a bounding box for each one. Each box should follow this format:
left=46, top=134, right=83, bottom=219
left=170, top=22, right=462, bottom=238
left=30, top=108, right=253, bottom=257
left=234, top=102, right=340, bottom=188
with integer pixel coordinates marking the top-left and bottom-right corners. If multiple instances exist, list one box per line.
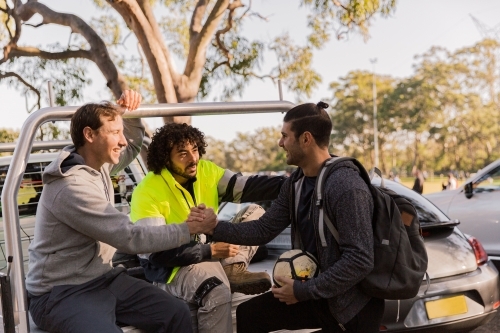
left=272, top=249, right=319, bottom=287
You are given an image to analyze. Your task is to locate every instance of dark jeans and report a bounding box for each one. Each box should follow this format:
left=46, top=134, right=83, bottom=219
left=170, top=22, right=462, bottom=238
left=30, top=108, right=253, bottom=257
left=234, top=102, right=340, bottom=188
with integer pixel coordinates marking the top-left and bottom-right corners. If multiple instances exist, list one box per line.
left=236, top=291, right=384, bottom=333
left=29, top=267, right=192, bottom=333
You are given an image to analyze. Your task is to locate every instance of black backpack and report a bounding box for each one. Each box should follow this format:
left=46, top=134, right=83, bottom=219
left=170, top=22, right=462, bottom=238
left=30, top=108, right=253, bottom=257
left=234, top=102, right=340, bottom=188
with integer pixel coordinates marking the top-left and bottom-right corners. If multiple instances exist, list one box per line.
left=315, top=157, right=428, bottom=300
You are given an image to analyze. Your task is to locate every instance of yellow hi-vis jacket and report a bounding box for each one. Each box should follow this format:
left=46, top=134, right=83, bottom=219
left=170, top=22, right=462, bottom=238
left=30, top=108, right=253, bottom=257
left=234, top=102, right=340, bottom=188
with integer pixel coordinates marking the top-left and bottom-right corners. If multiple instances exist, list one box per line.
left=130, top=159, right=228, bottom=282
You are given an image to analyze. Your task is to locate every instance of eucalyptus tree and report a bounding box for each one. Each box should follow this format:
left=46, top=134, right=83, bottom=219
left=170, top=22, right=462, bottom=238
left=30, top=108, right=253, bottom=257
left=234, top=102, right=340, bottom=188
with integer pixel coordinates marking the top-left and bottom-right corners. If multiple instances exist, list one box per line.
left=0, top=0, right=397, bottom=124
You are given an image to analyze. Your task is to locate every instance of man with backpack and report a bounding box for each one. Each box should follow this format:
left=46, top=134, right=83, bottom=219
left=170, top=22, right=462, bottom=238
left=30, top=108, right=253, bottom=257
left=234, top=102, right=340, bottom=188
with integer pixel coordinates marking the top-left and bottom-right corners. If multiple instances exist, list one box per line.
left=205, top=101, right=385, bottom=332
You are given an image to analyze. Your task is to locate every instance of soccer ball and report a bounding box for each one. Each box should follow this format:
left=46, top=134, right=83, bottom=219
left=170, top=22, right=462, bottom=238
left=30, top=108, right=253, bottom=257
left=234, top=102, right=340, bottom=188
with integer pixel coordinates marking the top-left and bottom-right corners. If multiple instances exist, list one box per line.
left=272, top=249, right=319, bottom=287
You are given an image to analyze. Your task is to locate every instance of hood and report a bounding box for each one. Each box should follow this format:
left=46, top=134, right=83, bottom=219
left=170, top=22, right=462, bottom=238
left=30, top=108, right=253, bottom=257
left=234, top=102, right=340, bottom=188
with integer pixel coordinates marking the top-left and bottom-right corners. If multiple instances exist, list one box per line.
left=43, top=146, right=100, bottom=185
left=425, top=189, right=460, bottom=215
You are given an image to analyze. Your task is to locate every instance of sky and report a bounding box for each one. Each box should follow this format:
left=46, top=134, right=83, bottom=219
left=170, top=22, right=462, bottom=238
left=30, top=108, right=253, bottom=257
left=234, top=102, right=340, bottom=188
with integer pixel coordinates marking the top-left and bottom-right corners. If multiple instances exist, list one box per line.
left=0, top=0, right=499, bottom=142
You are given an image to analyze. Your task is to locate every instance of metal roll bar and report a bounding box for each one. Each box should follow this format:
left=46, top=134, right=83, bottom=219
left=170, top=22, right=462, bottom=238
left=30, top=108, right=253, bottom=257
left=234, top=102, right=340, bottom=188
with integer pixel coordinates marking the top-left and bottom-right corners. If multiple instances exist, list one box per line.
left=0, top=140, right=73, bottom=153
left=1, top=100, right=294, bottom=332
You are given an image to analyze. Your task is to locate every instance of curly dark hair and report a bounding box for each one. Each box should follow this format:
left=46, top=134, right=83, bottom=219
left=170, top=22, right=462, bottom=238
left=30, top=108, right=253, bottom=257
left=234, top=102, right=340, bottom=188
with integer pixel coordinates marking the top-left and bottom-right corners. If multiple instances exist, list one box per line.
left=147, top=123, right=207, bottom=174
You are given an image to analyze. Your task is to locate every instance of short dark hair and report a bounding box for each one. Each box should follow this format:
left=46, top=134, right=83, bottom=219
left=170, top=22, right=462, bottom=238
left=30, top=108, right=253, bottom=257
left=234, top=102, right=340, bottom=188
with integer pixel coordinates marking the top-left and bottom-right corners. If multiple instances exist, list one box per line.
left=283, top=102, right=332, bottom=148
left=147, top=123, right=207, bottom=175
left=70, top=102, right=121, bottom=149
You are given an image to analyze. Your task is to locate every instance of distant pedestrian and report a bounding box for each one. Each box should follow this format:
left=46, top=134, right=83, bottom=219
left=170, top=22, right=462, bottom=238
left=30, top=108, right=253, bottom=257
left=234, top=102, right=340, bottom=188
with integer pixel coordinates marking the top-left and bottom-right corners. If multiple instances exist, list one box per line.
left=394, top=174, right=400, bottom=183
left=412, top=169, right=424, bottom=194
left=442, top=172, right=457, bottom=190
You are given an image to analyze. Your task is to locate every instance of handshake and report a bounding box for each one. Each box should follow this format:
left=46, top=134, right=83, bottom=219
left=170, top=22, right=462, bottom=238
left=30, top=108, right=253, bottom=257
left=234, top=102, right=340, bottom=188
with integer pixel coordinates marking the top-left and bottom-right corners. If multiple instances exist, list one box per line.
left=186, top=203, right=218, bottom=235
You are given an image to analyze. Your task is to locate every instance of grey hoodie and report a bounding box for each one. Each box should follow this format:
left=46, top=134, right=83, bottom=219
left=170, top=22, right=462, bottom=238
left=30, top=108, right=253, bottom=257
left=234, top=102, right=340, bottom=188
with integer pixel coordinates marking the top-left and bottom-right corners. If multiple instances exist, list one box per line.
left=25, top=118, right=191, bottom=296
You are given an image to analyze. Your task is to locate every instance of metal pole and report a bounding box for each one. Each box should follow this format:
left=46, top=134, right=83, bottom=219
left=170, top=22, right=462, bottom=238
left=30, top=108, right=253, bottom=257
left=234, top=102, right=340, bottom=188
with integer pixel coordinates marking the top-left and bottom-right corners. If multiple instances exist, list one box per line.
left=1, top=100, right=294, bottom=333
left=47, top=81, right=55, bottom=107
left=278, top=79, right=283, bottom=101
left=370, top=58, right=379, bottom=169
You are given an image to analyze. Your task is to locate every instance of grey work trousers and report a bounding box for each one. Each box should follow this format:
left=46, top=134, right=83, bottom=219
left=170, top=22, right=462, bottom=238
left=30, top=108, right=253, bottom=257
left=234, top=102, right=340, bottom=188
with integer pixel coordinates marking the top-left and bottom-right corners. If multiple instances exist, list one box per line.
left=29, top=267, right=192, bottom=333
left=158, top=204, right=265, bottom=333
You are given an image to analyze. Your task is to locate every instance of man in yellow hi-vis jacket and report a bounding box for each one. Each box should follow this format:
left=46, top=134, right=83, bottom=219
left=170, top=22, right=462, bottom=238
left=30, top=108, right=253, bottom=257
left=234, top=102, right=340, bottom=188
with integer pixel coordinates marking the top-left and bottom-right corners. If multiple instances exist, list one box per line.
left=130, top=123, right=285, bottom=333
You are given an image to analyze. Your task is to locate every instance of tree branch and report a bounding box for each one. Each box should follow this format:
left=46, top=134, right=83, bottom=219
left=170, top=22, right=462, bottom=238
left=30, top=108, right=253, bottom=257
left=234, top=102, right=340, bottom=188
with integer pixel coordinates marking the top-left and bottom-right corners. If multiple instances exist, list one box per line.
left=12, top=1, right=22, bottom=44
left=15, top=1, right=128, bottom=99
left=23, top=22, right=44, bottom=28
left=5, top=45, right=93, bottom=62
left=214, top=0, right=243, bottom=62
left=185, top=0, right=229, bottom=80
left=208, top=60, right=276, bottom=82
left=107, top=0, right=178, bottom=103
left=137, top=0, right=179, bottom=82
left=190, top=0, right=210, bottom=38
left=0, top=71, right=41, bottom=111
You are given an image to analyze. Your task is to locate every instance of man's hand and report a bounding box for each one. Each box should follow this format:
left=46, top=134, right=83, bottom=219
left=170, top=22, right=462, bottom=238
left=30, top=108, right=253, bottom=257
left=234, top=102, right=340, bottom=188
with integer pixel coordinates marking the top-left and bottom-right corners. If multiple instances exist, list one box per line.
left=272, top=276, right=299, bottom=305
left=186, top=204, right=218, bottom=235
left=116, top=89, right=142, bottom=112
left=186, top=204, right=207, bottom=223
left=211, top=242, right=239, bottom=259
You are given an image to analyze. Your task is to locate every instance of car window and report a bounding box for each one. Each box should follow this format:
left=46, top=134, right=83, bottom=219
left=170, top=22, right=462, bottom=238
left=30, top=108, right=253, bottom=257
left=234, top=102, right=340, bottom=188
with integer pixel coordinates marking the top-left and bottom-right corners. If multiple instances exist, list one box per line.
left=375, top=178, right=450, bottom=223
left=474, top=166, right=500, bottom=192
left=218, top=202, right=252, bottom=221
left=111, top=166, right=140, bottom=205
left=0, top=161, right=51, bottom=218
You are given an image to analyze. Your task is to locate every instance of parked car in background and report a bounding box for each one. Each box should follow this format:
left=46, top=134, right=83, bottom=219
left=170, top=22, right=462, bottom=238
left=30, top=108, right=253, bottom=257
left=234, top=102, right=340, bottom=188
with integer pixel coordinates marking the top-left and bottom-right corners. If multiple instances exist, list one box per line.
left=426, top=159, right=500, bottom=264
left=220, top=178, right=500, bottom=332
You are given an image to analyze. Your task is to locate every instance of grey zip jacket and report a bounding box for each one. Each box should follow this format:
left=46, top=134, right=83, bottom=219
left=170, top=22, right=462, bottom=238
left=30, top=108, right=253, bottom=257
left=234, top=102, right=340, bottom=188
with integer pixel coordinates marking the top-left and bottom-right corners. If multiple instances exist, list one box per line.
left=25, top=118, right=191, bottom=296
left=212, top=160, right=374, bottom=325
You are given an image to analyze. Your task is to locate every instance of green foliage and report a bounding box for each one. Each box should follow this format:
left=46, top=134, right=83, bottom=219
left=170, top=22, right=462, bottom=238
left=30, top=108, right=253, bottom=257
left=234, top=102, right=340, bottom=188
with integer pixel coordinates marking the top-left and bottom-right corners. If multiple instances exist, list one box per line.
left=327, top=38, right=500, bottom=175
left=302, top=0, right=397, bottom=41
left=159, top=15, right=190, bottom=58
left=201, top=32, right=265, bottom=100
left=0, top=128, right=19, bottom=142
left=0, top=128, right=19, bottom=156
left=270, top=34, right=322, bottom=101
left=90, top=16, right=122, bottom=46
left=36, top=123, right=70, bottom=142
left=2, top=43, right=91, bottom=110
left=204, top=126, right=287, bottom=172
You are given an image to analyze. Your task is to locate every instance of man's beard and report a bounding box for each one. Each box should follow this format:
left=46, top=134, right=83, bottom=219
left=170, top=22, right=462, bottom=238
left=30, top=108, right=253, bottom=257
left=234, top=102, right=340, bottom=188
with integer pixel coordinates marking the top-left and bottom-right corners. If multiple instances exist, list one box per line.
left=286, top=144, right=306, bottom=166
left=168, top=161, right=197, bottom=180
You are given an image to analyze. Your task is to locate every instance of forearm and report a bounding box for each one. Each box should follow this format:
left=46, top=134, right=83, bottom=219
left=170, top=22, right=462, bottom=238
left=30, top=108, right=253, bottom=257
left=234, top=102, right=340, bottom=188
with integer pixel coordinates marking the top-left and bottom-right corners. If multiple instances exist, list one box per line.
left=53, top=187, right=191, bottom=254
left=149, top=242, right=212, bottom=267
left=111, top=118, right=145, bottom=174
left=220, top=173, right=287, bottom=203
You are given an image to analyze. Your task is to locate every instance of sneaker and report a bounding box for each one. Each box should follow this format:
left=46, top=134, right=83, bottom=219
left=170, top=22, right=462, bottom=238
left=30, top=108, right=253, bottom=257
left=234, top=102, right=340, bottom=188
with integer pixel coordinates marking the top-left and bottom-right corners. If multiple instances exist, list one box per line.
left=223, top=262, right=271, bottom=295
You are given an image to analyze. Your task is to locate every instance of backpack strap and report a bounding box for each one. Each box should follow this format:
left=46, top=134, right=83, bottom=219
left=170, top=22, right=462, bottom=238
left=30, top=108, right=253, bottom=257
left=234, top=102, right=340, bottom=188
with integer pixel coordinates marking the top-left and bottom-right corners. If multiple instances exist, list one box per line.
left=315, top=156, right=354, bottom=247
left=316, top=158, right=383, bottom=247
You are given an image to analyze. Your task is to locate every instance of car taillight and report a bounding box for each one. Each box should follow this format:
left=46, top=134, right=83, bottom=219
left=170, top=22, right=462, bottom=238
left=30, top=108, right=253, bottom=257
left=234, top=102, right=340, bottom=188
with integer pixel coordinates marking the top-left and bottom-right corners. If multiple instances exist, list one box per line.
left=467, top=236, right=488, bottom=266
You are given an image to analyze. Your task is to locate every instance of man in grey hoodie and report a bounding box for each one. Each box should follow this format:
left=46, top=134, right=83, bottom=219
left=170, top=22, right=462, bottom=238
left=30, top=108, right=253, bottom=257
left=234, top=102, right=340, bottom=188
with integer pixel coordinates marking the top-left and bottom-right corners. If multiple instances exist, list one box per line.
left=25, top=90, right=216, bottom=333
left=205, top=102, right=384, bottom=332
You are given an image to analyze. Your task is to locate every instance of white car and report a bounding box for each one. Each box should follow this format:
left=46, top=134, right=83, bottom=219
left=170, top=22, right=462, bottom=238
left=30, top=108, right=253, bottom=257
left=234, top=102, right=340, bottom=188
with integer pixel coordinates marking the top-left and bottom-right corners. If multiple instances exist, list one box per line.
left=426, top=159, right=500, bottom=263
left=220, top=178, right=500, bottom=332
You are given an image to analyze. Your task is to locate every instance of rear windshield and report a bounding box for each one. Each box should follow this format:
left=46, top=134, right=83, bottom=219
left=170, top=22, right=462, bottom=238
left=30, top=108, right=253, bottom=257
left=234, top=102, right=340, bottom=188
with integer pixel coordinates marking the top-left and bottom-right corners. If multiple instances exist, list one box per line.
left=377, top=178, right=450, bottom=223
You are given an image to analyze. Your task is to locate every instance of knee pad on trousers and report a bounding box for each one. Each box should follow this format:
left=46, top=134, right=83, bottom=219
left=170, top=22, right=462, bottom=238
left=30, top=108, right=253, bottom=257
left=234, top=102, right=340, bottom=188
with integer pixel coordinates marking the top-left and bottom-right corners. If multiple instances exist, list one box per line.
left=231, top=204, right=265, bottom=223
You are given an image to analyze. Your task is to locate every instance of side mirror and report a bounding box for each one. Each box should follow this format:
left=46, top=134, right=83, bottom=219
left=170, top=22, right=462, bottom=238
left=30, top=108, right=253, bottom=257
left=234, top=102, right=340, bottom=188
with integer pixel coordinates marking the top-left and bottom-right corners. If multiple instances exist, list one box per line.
left=464, top=182, right=473, bottom=199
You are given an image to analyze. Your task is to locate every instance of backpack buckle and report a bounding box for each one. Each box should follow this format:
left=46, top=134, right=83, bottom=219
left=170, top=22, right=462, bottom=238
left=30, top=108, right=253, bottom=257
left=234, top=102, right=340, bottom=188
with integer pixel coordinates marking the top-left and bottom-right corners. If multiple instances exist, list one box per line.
left=316, top=199, right=323, bottom=208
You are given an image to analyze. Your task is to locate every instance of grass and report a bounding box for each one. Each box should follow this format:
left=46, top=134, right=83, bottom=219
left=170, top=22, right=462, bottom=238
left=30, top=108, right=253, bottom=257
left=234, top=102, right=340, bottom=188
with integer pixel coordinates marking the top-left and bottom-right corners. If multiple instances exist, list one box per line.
left=398, top=177, right=462, bottom=195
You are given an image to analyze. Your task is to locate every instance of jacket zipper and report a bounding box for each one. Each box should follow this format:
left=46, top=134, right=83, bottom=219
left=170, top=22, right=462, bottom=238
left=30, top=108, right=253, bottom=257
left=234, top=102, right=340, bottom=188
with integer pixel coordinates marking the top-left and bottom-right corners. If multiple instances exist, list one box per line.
left=176, top=184, right=200, bottom=243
